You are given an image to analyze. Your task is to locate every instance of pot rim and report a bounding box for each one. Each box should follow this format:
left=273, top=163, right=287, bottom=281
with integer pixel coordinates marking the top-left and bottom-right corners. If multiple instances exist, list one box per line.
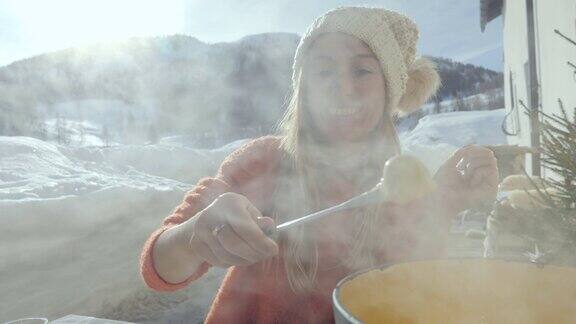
left=332, top=255, right=564, bottom=323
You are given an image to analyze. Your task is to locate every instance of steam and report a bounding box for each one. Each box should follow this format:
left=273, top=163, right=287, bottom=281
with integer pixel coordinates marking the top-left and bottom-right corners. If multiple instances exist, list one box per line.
left=0, top=33, right=299, bottom=145
left=0, top=1, right=510, bottom=322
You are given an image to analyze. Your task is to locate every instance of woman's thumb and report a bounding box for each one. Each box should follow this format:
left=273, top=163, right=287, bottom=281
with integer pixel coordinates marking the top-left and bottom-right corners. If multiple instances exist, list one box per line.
left=256, top=216, right=276, bottom=237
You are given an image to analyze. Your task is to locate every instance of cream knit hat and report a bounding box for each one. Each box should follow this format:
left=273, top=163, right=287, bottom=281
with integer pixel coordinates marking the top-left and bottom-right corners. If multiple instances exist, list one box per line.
left=292, top=6, right=440, bottom=114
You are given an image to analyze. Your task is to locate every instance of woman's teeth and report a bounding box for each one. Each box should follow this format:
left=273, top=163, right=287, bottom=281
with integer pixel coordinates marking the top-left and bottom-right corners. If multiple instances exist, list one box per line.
left=330, top=107, right=360, bottom=116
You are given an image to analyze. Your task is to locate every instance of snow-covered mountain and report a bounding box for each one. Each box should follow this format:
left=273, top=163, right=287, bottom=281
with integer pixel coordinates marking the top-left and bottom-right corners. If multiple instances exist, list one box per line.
left=1, top=0, right=502, bottom=72
left=0, top=33, right=502, bottom=143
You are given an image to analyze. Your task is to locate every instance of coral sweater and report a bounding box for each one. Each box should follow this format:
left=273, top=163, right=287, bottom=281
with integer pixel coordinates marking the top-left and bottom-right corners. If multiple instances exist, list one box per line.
left=140, top=136, right=451, bottom=323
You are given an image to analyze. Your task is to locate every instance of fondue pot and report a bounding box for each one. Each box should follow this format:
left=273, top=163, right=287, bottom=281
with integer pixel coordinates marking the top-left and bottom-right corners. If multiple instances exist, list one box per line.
left=333, top=258, right=576, bottom=324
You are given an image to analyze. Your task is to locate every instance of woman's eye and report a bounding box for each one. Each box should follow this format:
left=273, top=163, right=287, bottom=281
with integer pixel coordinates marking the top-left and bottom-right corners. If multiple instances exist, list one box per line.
left=355, top=68, right=373, bottom=76
left=316, top=70, right=334, bottom=78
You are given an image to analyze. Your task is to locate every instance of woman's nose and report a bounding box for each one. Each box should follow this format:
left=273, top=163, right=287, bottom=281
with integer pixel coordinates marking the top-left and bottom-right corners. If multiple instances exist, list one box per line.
left=331, top=71, right=356, bottom=97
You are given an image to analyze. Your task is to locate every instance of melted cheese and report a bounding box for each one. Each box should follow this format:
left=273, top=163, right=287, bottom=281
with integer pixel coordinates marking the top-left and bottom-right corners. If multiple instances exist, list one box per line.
left=338, top=259, right=576, bottom=324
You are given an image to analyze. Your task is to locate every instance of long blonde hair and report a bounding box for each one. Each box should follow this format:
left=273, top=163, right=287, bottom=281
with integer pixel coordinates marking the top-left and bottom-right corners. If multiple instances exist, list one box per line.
left=271, top=67, right=402, bottom=293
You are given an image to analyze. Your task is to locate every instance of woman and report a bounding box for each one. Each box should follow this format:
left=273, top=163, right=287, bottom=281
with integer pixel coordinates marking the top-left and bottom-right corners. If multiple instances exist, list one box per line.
left=140, top=7, right=498, bottom=323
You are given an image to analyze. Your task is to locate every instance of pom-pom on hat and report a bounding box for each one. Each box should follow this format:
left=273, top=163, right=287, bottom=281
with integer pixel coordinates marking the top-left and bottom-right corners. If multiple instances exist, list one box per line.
left=292, top=6, right=441, bottom=114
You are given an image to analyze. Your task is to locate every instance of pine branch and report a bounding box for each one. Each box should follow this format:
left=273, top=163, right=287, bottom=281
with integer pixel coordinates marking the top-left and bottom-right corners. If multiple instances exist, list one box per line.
left=535, top=99, right=576, bottom=226
left=522, top=168, right=559, bottom=208
left=503, top=67, right=576, bottom=260
left=555, top=29, right=576, bottom=47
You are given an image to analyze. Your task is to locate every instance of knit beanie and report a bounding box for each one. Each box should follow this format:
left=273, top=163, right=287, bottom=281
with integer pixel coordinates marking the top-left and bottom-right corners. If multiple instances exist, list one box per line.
left=292, top=6, right=441, bottom=114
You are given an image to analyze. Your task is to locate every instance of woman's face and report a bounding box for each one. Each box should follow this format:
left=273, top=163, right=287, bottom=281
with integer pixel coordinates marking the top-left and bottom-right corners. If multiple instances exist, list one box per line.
left=303, top=32, right=386, bottom=143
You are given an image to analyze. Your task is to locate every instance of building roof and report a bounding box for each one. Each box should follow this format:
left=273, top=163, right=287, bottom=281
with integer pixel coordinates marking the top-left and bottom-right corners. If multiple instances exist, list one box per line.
left=480, top=0, right=503, bottom=32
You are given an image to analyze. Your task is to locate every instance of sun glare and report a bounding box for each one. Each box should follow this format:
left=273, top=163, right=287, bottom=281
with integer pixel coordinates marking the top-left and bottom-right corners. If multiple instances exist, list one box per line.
left=10, top=0, right=186, bottom=51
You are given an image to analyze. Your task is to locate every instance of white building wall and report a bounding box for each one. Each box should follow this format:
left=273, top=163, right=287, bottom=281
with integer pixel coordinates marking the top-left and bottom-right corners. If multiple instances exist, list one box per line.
left=502, top=0, right=576, bottom=175
left=535, top=0, right=576, bottom=178
left=502, top=1, right=532, bottom=147
left=534, top=1, right=576, bottom=120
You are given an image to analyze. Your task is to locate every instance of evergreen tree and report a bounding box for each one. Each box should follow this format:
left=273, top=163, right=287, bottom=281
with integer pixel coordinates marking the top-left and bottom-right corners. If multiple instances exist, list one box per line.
left=529, top=29, right=576, bottom=231
left=433, top=97, right=442, bottom=114
left=490, top=29, right=576, bottom=265
left=147, top=125, right=159, bottom=144
left=56, top=115, right=65, bottom=144
left=33, top=121, right=48, bottom=141
left=518, top=100, right=576, bottom=263
left=451, top=92, right=467, bottom=112
left=102, top=126, right=111, bottom=147
left=78, top=123, right=86, bottom=146
left=0, top=115, right=6, bottom=135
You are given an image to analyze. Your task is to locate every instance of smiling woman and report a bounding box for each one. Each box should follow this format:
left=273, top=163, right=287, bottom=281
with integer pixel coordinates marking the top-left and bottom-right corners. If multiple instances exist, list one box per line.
left=140, top=6, right=499, bottom=324
left=303, top=33, right=387, bottom=143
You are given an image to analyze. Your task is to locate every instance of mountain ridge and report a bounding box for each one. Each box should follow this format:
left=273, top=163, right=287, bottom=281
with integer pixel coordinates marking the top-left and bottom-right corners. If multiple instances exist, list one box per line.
left=0, top=33, right=502, bottom=139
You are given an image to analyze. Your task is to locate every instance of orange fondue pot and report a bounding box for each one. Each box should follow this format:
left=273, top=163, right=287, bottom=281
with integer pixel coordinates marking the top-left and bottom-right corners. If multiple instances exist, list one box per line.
left=333, top=259, right=576, bottom=324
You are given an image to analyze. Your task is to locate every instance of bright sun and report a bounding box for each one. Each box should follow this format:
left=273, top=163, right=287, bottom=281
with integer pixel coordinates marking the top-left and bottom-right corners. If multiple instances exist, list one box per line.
left=11, top=0, right=186, bottom=49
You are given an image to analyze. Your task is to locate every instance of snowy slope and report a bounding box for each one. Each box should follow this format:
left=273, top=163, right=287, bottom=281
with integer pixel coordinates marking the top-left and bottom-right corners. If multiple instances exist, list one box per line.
left=44, top=119, right=106, bottom=147
left=0, top=136, right=251, bottom=203
left=402, top=109, right=507, bottom=147
left=0, top=137, right=185, bottom=203
left=0, top=136, right=246, bottom=322
left=37, top=99, right=156, bottom=127
left=1, top=107, right=507, bottom=204
left=400, top=109, right=506, bottom=174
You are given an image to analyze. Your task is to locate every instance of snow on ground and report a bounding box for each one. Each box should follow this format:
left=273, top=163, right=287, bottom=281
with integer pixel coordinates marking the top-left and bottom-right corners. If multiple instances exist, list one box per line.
left=402, top=109, right=506, bottom=147
left=0, top=136, right=244, bottom=322
left=0, top=109, right=507, bottom=322
left=43, top=119, right=107, bottom=147
left=400, top=108, right=506, bottom=174
left=0, top=136, right=251, bottom=203
left=0, top=137, right=189, bottom=203
left=36, top=100, right=156, bottom=129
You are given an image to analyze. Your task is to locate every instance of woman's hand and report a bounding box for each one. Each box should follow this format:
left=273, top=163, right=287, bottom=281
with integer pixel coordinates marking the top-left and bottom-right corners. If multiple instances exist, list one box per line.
left=434, top=145, right=499, bottom=213
left=183, top=192, right=279, bottom=268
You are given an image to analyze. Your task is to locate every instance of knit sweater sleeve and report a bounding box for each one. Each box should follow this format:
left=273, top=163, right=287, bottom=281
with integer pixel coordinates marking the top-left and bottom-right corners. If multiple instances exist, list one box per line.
left=139, top=136, right=281, bottom=292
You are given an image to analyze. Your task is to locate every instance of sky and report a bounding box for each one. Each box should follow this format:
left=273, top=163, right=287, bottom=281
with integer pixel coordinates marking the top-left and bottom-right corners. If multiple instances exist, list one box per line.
left=0, top=0, right=503, bottom=70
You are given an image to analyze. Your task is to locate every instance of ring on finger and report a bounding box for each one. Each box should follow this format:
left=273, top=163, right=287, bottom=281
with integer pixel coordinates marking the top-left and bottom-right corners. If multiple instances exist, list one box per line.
left=212, top=224, right=227, bottom=237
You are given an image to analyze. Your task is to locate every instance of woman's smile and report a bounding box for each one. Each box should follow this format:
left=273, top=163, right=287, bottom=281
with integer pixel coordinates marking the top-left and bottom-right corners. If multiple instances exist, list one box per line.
left=303, top=32, right=387, bottom=143
left=328, top=106, right=362, bottom=116
left=326, top=105, right=368, bottom=131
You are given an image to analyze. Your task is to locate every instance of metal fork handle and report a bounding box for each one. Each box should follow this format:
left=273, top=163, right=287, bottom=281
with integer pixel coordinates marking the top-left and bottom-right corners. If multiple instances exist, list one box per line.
left=273, top=182, right=384, bottom=233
